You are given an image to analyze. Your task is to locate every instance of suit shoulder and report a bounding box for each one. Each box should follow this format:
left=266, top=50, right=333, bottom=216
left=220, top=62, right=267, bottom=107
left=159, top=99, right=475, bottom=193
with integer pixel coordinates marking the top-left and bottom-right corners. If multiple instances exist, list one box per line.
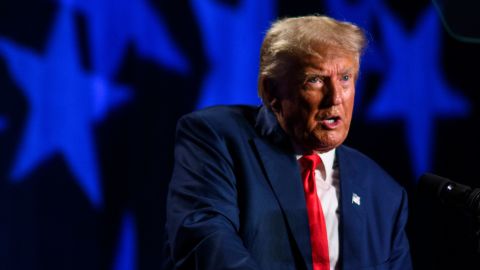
left=177, top=105, right=259, bottom=137
left=181, top=105, right=257, bottom=124
left=339, top=145, right=404, bottom=192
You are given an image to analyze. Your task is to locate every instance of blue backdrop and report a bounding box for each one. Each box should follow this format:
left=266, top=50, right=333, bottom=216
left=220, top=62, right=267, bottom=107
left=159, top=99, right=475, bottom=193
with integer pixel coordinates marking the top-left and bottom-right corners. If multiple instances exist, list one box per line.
left=1, top=0, right=479, bottom=269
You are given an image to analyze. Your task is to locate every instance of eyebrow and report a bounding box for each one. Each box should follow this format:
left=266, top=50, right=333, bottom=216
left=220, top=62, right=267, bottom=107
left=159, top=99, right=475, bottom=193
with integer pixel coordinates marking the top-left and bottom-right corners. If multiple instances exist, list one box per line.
left=304, top=68, right=355, bottom=77
left=341, top=68, right=355, bottom=74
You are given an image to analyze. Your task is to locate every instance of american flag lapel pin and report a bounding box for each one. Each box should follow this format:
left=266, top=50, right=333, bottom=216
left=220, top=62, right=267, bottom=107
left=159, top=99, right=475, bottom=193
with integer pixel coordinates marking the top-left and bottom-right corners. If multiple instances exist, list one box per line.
left=352, top=193, right=361, bottom=206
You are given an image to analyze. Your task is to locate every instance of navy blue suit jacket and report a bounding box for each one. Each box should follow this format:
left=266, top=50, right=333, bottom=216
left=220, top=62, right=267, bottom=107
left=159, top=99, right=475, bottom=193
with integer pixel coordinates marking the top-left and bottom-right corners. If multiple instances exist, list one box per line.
left=165, top=105, right=412, bottom=270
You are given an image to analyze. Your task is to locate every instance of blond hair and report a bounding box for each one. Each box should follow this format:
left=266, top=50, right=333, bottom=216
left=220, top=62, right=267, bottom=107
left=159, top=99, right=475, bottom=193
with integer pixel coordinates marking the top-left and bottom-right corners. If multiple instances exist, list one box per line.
left=258, top=15, right=367, bottom=106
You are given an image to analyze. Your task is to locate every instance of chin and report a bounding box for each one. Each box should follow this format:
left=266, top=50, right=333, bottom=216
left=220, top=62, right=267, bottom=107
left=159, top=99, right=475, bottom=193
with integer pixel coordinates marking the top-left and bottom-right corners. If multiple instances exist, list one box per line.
left=310, top=132, right=346, bottom=151
left=312, top=143, right=337, bottom=153
left=302, top=137, right=337, bottom=153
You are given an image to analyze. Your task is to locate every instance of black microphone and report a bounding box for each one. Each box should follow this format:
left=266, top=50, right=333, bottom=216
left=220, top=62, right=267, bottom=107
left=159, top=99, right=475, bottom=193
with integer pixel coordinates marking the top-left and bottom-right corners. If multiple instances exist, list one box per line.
left=418, top=173, right=480, bottom=215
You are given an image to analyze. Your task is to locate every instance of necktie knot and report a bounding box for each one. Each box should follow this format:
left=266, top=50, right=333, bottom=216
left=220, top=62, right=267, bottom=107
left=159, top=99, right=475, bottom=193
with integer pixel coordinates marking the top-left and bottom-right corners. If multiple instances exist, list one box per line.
left=300, top=153, right=321, bottom=171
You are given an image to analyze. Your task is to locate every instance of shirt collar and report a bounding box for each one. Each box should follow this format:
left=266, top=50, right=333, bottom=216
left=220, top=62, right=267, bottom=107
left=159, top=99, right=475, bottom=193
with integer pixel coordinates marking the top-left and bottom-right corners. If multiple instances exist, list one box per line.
left=296, top=148, right=336, bottom=181
left=318, top=149, right=336, bottom=181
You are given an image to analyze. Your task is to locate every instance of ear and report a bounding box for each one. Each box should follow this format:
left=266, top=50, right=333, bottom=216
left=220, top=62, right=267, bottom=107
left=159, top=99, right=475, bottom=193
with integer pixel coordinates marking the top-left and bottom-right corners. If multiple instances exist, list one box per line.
left=270, top=98, right=281, bottom=113
left=262, top=77, right=281, bottom=112
left=262, top=77, right=273, bottom=100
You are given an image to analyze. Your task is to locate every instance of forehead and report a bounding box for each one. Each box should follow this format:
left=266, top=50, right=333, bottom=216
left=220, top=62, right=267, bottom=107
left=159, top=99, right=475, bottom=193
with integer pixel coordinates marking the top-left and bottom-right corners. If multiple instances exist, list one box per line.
left=304, top=46, right=359, bottom=73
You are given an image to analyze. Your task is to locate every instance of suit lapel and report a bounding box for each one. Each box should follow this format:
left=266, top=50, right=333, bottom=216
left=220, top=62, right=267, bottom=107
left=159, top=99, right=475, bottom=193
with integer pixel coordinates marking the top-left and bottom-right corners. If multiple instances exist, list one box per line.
left=252, top=138, right=313, bottom=270
left=252, top=106, right=313, bottom=270
left=337, top=146, right=367, bottom=267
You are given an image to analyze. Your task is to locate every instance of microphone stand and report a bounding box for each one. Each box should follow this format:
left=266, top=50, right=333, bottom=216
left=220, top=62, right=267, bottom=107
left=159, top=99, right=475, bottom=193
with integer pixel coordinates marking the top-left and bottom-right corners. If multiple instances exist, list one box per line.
left=476, top=216, right=480, bottom=254
left=475, top=215, right=480, bottom=255
left=468, top=189, right=480, bottom=255
left=466, top=188, right=480, bottom=255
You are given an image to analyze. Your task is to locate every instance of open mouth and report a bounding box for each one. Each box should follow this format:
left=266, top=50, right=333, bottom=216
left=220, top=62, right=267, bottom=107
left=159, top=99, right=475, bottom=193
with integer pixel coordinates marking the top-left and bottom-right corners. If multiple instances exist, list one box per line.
left=319, top=116, right=341, bottom=129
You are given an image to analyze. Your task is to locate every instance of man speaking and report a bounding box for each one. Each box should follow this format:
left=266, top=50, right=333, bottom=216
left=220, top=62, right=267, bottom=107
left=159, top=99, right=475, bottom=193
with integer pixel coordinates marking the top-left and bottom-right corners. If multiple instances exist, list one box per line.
left=165, top=15, right=412, bottom=270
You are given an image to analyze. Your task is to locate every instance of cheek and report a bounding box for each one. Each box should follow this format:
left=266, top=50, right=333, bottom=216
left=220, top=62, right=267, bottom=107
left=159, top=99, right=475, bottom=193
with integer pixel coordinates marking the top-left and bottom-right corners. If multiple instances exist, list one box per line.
left=279, top=101, right=307, bottom=130
left=342, top=96, right=355, bottom=134
left=343, top=90, right=355, bottom=114
left=286, top=97, right=313, bottom=119
left=300, top=105, right=320, bottom=131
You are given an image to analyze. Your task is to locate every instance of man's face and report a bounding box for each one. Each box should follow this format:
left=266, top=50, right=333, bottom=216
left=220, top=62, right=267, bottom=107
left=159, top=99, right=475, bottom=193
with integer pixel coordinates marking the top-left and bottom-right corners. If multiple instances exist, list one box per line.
left=271, top=50, right=358, bottom=153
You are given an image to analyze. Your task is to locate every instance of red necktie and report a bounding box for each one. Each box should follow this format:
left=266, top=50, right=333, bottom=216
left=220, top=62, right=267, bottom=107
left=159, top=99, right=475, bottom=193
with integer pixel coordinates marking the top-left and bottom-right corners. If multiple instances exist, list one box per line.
left=299, top=154, right=330, bottom=270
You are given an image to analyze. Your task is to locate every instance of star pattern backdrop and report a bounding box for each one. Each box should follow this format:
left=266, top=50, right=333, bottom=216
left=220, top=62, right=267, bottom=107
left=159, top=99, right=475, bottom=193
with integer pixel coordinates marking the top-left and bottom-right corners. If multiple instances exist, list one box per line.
left=1, top=0, right=479, bottom=269
left=0, top=116, right=6, bottom=132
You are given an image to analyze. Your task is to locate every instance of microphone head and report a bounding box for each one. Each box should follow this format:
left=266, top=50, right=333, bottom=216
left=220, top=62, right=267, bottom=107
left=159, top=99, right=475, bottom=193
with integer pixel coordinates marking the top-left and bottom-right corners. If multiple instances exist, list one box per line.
left=418, top=173, right=451, bottom=198
left=418, top=173, right=473, bottom=211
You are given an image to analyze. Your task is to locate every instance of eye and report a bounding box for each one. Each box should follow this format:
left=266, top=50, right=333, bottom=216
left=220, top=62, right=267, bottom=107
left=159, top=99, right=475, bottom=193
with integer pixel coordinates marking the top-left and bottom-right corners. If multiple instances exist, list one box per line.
left=340, top=74, right=351, bottom=82
left=306, top=75, right=323, bottom=84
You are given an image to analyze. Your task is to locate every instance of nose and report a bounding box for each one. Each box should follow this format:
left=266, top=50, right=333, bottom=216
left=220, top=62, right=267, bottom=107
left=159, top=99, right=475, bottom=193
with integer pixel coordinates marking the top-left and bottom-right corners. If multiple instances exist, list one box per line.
left=322, top=79, right=342, bottom=107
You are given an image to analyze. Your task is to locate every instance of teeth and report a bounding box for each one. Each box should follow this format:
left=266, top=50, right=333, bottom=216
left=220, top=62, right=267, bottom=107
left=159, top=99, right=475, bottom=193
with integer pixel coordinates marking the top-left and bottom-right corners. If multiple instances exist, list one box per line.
left=326, top=119, right=335, bottom=124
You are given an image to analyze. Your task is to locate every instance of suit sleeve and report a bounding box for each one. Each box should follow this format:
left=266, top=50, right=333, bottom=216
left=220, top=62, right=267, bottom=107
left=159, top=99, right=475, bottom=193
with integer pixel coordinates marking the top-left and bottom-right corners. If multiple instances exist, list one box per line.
left=389, top=188, right=413, bottom=270
left=165, top=114, right=260, bottom=270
